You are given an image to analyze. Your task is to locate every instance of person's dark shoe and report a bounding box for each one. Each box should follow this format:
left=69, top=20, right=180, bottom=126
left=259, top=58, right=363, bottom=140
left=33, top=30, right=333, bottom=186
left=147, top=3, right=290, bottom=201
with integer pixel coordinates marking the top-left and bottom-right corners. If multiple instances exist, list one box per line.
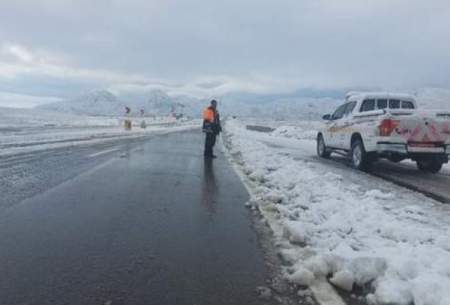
left=204, top=154, right=217, bottom=159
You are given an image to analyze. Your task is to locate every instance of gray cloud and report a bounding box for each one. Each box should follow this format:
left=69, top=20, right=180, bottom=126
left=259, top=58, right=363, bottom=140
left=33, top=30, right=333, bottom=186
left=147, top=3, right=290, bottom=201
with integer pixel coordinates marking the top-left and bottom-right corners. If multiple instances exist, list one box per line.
left=1, top=0, right=450, bottom=106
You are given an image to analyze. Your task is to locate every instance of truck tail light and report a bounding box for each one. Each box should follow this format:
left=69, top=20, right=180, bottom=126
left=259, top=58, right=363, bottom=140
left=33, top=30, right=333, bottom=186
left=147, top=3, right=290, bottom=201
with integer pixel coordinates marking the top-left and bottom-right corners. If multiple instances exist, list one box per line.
left=379, top=119, right=400, bottom=136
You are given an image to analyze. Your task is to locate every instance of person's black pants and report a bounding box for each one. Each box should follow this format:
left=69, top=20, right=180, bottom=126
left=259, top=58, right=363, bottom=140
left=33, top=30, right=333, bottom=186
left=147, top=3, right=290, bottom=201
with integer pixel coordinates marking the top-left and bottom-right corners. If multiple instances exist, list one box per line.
left=204, top=132, right=217, bottom=157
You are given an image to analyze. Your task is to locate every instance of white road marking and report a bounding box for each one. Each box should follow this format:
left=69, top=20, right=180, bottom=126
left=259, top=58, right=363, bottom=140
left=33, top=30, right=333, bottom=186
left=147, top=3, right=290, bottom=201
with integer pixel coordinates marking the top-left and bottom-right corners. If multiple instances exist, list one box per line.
left=88, top=148, right=119, bottom=158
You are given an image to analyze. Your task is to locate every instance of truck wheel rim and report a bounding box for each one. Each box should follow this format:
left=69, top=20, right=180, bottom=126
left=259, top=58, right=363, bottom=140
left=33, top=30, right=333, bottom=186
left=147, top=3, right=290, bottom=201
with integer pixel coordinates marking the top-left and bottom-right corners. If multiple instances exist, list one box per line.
left=353, top=145, right=362, bottom=167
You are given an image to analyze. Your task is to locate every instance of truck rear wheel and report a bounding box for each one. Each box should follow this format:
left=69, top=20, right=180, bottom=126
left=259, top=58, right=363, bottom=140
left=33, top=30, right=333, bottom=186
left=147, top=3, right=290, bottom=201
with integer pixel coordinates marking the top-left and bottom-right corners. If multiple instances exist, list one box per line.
left=416, top=159, right=443, bottom=174
left=351, top=138, right=373, bottom=171
left=317, top=134, right=331, bottom=158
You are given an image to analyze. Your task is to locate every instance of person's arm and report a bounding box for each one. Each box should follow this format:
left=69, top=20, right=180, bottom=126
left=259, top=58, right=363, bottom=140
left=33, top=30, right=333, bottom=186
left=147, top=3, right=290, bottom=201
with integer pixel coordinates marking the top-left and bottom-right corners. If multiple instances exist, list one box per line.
left=215, top=113, right=222, bottom=133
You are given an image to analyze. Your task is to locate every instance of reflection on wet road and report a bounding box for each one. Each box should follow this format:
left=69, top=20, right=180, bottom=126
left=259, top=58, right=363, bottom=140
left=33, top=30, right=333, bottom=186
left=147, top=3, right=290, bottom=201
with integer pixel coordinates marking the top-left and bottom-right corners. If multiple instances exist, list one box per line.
left=202, top=158, right=218, bottom=214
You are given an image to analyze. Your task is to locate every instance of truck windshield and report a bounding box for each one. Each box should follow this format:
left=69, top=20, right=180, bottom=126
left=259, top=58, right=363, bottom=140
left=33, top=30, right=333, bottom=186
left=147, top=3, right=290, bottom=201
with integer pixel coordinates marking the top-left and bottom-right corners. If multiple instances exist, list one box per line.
left=332, top=104, right=347, bottom=120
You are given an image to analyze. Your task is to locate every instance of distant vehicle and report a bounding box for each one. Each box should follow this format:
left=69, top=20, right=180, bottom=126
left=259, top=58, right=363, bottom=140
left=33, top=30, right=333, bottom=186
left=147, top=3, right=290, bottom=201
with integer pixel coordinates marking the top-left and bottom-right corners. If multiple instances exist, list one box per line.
left=317, top=92, right=450, bottom=173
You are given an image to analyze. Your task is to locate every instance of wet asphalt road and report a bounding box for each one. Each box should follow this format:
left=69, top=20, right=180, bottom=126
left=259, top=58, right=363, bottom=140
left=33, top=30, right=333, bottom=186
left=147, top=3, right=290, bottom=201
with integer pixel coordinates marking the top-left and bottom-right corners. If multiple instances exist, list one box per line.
left=369, top=160, right=450, bottom=203
left=322, top=154, right=450, bottom=203
left=0, top=131, right=280, bottom=305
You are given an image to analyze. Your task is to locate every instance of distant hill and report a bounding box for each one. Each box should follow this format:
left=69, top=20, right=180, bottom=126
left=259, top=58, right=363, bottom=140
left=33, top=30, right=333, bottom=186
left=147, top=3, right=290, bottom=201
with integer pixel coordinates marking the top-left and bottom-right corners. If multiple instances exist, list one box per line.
left=36, top=88, right=342, bottom=119
left=38, top=90, right=124, bottom=116
left=138, top=90, right=195, bottom=116
left=36, top=87, right=449, bottom=119
left=220, top=92, right=342, bottom=120
left=413, top=88, right=450, bottom=109
left=37, top=89, right=203, bottom=117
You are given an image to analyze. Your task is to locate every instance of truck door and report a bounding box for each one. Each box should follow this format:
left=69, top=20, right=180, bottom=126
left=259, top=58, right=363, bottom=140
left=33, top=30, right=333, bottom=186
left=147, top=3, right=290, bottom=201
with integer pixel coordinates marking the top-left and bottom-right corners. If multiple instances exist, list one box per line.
left=335, top=102, right=357, bottom=149
left=328, top=104, right=347, bottom=147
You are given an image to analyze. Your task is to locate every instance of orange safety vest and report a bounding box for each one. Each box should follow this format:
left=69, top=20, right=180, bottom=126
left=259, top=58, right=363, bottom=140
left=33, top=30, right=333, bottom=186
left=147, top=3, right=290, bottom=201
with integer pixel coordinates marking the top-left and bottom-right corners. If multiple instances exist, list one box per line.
left=203, top=107, right=215, bottom=123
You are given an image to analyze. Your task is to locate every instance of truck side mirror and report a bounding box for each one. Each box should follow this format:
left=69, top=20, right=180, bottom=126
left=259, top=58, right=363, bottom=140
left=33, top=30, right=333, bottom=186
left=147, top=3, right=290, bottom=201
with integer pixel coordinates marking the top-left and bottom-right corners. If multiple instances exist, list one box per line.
left=322, top=114, right=332, bottom=120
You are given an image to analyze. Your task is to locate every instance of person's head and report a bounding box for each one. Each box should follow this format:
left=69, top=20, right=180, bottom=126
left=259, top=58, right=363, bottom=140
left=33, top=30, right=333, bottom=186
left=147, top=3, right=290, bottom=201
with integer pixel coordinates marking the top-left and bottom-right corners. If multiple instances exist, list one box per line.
left=210, top=99, right=217, bottom=109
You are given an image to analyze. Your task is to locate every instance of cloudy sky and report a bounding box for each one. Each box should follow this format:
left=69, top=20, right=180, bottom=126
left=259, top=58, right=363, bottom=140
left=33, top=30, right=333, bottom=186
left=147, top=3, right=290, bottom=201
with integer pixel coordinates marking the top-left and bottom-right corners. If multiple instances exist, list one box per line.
left=1, top=0, right=450, bottom=107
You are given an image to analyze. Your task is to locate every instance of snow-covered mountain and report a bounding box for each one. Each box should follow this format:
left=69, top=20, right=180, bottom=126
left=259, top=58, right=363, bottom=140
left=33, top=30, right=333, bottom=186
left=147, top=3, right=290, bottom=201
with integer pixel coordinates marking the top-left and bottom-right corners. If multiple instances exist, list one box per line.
left=36, top=88, right=342, bottom=119
left=413, top=87, right=450, bottom=109
left=118, top=89, right=203, bottom=116
left=37, top=89, right=201, bottom=117
left=219, top=91, right=342, bottom=120
left=35, top=87, right=450, bottom=119
left=141, top=90, right=187, bottom=115
left=38, top=90, right=124, bottom=116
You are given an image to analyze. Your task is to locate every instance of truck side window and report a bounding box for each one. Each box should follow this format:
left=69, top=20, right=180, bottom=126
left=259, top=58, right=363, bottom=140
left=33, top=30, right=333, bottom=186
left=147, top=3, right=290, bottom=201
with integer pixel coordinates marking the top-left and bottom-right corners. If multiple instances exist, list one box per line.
left=332, top=104, right=347, bottom=120
left=345, top=101, right=357, bottom=116
left=389, top=99, right=400, bottom=109
left=377, top=99, right=388, bottom=109
left=401, top=101, right=414, bottom=109
left=360, top=99, right=375, bottom=112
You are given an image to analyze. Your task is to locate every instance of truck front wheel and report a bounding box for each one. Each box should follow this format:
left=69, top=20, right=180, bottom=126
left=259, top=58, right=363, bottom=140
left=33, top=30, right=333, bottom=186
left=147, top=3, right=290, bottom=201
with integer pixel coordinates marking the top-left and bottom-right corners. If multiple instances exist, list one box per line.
left=351, top=138, right=373, bottom=171
left=416, top=158, right=443, bottom=174
left=317, top=134, right=331, bottom=158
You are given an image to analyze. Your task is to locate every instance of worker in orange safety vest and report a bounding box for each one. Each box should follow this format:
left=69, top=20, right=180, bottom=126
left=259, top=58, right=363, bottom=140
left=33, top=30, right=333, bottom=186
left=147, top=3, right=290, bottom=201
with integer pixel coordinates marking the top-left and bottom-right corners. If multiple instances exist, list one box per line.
left=202, top=99, right=222, bottom=158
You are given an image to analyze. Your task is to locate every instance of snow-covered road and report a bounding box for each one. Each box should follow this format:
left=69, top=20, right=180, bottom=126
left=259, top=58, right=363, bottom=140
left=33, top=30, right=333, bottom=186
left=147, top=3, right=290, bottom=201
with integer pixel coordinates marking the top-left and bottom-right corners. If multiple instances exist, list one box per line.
left=224, top=119, right=450, bottom=305
left=0, top=121, right=200, bottom=157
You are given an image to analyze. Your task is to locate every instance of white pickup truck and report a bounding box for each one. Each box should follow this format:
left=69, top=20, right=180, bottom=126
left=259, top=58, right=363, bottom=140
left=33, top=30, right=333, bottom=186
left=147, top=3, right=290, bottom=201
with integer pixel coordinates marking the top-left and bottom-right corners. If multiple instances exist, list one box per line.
left=317, top=92, right=450, bottom=173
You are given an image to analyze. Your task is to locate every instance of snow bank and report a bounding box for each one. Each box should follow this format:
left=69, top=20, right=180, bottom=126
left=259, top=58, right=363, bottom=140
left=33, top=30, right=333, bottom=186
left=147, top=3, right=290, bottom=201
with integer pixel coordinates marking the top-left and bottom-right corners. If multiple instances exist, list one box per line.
left=271, top=121, right=322, bottom=140
left=224, top=119, right=450, bottom=305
